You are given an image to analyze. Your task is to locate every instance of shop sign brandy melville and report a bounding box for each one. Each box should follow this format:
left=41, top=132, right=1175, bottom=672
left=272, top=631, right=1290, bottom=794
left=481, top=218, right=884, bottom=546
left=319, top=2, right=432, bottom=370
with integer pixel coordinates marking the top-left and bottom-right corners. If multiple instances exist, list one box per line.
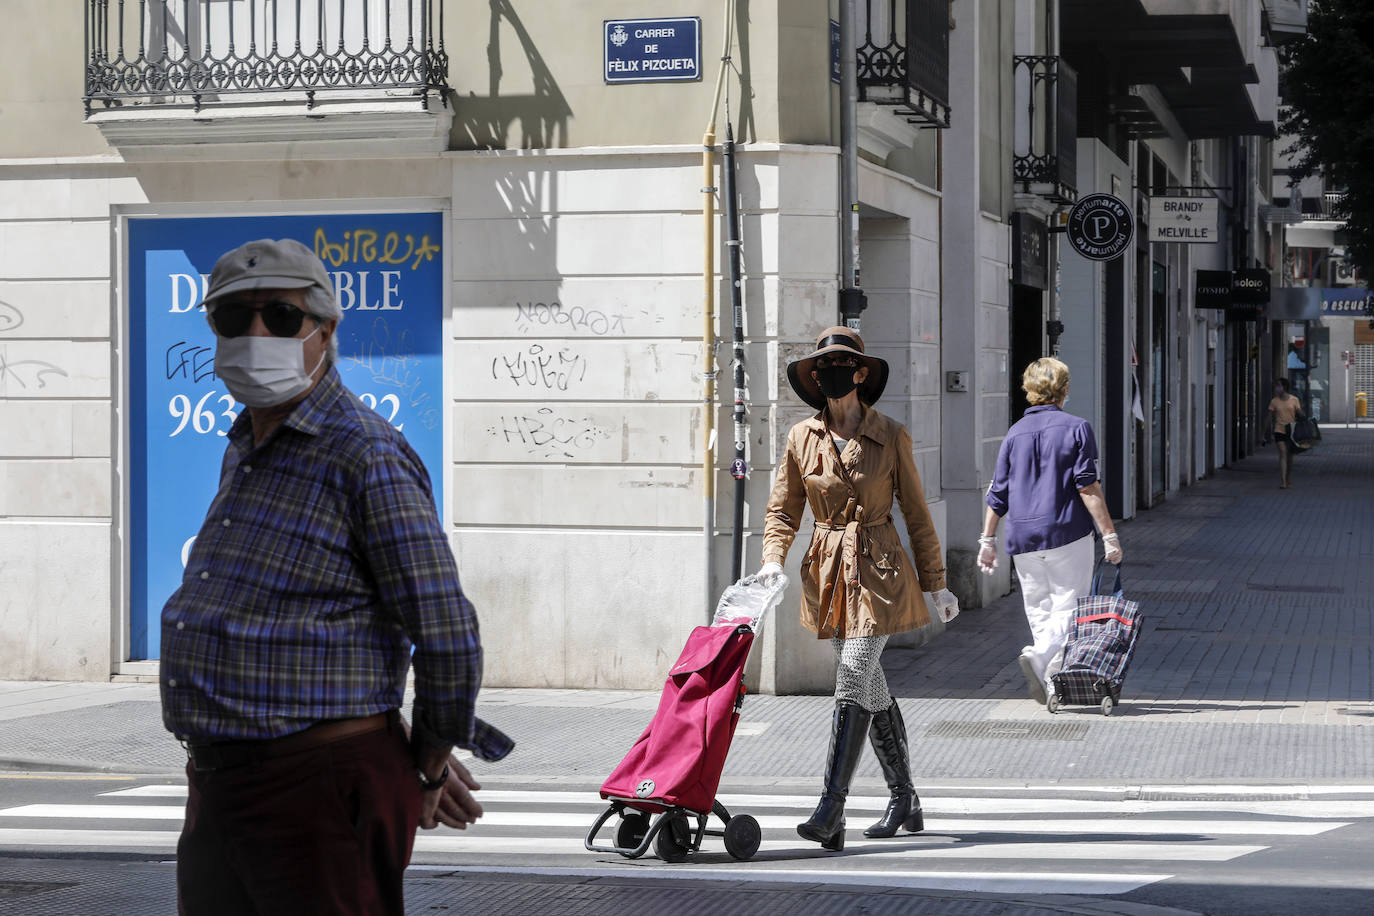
left=1066, top=193, right=1133, bottom=261
left=1148, top=196, right=1219, bottom=244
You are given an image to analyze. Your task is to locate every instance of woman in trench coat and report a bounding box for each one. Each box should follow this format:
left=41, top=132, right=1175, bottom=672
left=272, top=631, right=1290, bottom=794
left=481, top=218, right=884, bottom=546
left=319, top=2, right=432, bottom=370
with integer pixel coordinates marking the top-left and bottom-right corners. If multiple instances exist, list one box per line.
left=756, top=326, right=960, bottom=852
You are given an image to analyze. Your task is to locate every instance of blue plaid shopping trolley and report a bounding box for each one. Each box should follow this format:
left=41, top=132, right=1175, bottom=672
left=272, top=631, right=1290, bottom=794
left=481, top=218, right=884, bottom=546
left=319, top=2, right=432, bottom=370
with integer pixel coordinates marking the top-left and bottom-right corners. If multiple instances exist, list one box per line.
left=1048, top=562, right=1142, bottom=716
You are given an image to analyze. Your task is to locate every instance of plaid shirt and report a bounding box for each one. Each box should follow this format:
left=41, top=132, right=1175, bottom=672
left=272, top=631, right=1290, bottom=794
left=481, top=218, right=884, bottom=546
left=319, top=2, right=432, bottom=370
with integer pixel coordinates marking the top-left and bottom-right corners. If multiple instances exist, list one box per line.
left=160, top=368, right=511, bottom=761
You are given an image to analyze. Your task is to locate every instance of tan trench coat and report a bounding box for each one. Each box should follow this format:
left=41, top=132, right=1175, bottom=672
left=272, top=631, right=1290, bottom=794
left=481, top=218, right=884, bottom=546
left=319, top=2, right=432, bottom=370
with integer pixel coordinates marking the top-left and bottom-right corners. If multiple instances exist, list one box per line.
left=762, top=408, right=947, bottom=639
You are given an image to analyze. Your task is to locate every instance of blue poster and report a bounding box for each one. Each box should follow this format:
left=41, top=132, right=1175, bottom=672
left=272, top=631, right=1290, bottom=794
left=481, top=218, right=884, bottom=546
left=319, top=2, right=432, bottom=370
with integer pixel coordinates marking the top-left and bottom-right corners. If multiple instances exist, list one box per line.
left=1320, top=288, right=1373, bottom=316
left=127, top=212, right=445, bottom=660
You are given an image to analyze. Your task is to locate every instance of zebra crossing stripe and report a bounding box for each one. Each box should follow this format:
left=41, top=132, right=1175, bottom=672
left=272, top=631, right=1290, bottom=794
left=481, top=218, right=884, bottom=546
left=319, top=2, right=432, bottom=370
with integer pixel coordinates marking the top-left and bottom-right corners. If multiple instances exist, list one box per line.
left=4, top=804, right=1349, bottom=839
left=95, top=784, right=1374, bottom=819
left=412, top=863, right=1171, bottom=896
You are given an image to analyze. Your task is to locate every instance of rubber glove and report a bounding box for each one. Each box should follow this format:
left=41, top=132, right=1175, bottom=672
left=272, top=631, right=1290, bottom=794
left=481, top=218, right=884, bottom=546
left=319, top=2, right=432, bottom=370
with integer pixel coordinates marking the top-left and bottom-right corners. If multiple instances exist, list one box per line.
left=976, top=536, right=998, bottom=575
left=1102, top=533, right=1123, bottom=565
left=928, top=588, right=960, bottom=624
left=753, top=562, right=784, bottom=583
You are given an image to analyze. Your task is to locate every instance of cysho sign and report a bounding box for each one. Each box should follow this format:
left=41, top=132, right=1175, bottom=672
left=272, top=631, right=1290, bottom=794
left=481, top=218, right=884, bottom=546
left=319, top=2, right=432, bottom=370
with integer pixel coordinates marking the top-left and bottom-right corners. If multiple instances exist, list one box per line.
left=1149, top=196, right=1219, bottom=244
left=1195, top=269, right=1231, bottom=309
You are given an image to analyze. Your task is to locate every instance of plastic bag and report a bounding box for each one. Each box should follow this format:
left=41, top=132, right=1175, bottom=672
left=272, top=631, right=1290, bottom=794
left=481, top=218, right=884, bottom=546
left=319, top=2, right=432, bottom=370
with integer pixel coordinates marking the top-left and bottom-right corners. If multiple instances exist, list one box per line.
left=711, top=572, right=789, bottom=630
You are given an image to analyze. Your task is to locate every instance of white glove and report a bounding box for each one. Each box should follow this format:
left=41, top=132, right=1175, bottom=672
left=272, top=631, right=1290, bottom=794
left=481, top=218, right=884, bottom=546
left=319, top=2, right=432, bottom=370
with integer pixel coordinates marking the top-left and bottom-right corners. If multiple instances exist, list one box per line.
left=976, top=536, right=998, bottom=575
left=1102, top=533, right=1123, bottom=565
left=928, top=588, right=960, bottom=623
left=753, top=562, right=784, bottom=583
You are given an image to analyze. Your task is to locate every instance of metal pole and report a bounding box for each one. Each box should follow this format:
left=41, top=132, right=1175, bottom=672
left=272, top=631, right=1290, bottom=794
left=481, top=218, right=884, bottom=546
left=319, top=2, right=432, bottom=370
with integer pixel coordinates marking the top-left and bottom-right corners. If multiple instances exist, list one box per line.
left=838, top=0, right=866, bottom=329
left=724, top=124, right=747, bottom=582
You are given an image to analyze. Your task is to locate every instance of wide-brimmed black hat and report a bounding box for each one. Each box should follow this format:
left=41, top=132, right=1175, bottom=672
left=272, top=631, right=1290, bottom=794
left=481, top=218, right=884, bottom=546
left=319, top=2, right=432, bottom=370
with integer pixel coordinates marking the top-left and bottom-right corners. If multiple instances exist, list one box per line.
left=786, top=326, right=889, bottom=410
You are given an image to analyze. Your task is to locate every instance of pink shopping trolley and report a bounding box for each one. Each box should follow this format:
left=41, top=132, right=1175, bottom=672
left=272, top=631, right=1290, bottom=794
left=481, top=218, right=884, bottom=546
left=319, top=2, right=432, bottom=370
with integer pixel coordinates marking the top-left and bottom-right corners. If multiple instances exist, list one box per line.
left=583, top=574, right=787, bottom=862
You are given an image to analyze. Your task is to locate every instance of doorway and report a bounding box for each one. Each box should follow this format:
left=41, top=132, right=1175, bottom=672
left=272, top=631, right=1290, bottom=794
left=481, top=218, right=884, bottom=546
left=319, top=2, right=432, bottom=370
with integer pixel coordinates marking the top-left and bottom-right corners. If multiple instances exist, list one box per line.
left=1009, top=284, right=1044, bottom=423
left=1150, top=260, right=1167, bottom=502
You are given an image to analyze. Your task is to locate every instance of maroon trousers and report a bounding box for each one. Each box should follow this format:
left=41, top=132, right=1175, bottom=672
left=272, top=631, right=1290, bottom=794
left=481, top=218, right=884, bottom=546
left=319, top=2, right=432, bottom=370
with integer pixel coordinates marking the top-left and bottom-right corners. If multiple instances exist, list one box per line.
left=177, top=719, right=423, bottom=916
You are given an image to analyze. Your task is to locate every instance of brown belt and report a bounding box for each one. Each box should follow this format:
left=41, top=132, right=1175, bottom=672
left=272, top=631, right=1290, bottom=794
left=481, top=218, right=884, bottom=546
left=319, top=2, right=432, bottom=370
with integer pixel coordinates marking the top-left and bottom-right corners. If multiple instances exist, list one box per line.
left=186, top=711, right=394, bottom=772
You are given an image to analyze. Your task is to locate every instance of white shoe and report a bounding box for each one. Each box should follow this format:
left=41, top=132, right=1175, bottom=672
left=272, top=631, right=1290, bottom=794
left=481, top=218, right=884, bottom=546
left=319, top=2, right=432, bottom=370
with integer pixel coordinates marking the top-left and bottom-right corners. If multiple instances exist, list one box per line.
left=1018, top=653, right=1048, bottom=705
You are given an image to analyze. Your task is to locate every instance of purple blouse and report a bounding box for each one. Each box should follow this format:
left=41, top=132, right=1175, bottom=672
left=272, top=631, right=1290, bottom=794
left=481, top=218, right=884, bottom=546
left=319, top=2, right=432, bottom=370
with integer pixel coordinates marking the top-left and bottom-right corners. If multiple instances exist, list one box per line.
left=986, top=405, right=1099, bottom=555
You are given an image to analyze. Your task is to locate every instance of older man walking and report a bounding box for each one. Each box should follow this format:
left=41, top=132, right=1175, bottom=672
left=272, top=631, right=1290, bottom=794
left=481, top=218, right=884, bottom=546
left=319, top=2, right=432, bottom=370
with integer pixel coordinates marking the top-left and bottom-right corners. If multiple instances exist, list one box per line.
left=159, top=238, right=511, bottom=915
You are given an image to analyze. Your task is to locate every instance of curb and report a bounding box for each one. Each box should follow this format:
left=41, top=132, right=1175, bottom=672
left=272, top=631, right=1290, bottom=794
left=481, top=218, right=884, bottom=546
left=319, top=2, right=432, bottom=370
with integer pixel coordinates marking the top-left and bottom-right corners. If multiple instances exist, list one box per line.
left=0, top=756, right=183, bottom=777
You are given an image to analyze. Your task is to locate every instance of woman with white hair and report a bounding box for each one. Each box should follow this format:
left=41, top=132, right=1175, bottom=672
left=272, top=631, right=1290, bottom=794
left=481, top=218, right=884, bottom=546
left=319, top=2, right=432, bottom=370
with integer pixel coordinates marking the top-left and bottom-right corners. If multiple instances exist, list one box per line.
left=978, top=357, right=1123, bottom=705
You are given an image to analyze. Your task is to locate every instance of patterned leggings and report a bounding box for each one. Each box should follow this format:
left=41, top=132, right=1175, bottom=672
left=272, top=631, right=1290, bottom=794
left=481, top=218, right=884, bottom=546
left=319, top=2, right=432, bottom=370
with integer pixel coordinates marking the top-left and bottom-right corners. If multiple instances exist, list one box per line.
left=832, top=635, right=892, bottom=713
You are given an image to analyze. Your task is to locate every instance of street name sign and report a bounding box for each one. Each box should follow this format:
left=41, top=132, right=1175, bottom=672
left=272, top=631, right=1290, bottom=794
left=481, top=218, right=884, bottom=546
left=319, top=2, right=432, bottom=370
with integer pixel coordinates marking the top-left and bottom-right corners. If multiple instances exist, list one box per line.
left=604, top=18, right=701, bottom=83
left=1066, top=193, right=1133, bottom=261
left=1149, top=196, right=1219, bottom=243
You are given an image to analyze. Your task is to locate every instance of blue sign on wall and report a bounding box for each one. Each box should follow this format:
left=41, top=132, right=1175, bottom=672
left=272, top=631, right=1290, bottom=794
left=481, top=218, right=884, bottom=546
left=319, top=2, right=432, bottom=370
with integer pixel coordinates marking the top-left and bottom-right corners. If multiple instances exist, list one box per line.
left=127, top=212, right=446, bottom=660
left=830, top=20, right=841, bottom=85
left=1321, top=288, right=1373, bottom=316
left=604, top=17, right=701, bottom=83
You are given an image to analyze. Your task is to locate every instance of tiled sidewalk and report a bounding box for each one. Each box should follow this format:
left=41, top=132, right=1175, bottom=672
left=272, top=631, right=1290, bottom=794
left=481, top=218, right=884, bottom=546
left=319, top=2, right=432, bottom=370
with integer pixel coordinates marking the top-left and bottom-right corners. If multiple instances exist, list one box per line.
left=889, top=427, right=1374, bottom=726
left=1, top=428, right=1372, bottom=784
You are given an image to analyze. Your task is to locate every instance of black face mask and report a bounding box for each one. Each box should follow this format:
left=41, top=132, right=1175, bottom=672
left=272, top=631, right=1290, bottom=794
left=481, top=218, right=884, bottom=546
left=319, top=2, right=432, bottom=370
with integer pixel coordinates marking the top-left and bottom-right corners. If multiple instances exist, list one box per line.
left=816, top=365, right=860, bottom=400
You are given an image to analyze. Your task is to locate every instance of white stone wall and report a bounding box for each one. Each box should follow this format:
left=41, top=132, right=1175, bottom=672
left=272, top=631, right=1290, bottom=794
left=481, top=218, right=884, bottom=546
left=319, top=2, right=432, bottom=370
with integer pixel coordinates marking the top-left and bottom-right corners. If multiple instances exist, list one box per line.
left=0, top=145, right=958, bottom=690
left=0, top=174, right=121, bottom=679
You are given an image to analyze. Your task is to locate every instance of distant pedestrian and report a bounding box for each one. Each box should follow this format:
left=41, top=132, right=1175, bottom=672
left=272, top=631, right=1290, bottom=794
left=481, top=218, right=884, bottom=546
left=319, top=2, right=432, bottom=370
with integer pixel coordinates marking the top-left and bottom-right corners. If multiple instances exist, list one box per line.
left=756, top=327, right=960, bottom=852
left=977, top=358, right=1122, bottom=705
left=1264, top=377, right=1305, bottom=489
left=159, top=238, right=511, bottom=916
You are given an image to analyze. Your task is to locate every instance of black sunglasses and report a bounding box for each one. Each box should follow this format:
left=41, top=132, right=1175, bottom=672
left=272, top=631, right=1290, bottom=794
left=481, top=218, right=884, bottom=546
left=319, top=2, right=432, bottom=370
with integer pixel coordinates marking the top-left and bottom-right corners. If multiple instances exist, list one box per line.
left=816, top=355, right=860, bottom=369
left=211, top=300, right=311, bottom=338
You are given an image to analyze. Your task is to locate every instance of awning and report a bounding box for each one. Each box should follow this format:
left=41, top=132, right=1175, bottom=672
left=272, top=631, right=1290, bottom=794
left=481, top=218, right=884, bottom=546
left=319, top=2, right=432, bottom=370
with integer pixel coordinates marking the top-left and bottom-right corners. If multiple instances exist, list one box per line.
left=1285, top=221, right=1345, bottom=249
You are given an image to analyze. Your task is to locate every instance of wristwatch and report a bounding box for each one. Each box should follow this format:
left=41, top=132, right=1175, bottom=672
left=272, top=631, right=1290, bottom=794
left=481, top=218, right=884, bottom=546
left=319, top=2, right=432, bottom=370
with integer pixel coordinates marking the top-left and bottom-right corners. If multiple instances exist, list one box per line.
left=417, top=763, right=449, bottom=792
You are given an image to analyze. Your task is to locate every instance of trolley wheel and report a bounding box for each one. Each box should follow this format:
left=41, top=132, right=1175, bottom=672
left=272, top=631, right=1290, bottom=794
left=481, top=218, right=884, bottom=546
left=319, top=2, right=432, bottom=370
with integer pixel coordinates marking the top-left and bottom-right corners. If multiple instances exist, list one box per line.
left=615, top=812, right=650, bottom=858
left=723, top=814, right=761, bottom=861
left=1101, top=696, right=1114, bottom=716
left=1046, top=694, right=1060, bottom=714
left=653, top=814, right=691, bottom=863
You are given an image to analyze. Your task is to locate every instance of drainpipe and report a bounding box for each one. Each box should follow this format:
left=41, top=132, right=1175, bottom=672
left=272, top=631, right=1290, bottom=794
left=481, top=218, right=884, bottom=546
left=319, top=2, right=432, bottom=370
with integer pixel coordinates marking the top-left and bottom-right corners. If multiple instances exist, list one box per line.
left=838, top=0, right=866, bottom=328
left=702, top=2, right=735, bottom=615
left=724, top=124, right=747, bottom=581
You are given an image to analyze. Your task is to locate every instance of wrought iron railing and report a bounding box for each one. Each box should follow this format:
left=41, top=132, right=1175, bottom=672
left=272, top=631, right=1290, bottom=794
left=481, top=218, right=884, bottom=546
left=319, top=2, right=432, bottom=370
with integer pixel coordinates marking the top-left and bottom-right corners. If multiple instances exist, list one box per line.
left=1012, top=55, right=1077, bottom=203
left=84, top=0, right=449, bottom=115
left=856, top=0, right=951, bottom=128
left=1322, top=191, right=1347, bottom=218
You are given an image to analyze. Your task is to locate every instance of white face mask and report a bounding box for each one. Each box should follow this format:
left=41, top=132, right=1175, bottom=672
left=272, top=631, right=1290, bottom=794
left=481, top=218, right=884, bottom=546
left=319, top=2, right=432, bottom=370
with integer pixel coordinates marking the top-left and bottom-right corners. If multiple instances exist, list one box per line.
left=214, top=325, right=325, bottom=407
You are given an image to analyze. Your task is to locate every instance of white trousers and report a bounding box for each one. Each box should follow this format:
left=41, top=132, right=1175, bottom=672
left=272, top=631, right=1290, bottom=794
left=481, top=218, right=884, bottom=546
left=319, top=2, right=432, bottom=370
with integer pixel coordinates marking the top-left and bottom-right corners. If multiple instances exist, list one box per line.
left=1014, top=534, right=1095, bottom=690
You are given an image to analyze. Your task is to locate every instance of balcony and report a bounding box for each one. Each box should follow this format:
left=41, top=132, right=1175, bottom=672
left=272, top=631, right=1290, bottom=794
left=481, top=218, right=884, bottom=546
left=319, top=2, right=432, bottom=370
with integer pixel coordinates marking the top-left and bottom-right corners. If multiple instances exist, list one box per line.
left=1013, top=55, right=1078, bottom=204
left=856, top=0, right=951, bottom=130
left=1062, top=0, right=1277, bottom=140
left=83, top=0, right=451, bottom=151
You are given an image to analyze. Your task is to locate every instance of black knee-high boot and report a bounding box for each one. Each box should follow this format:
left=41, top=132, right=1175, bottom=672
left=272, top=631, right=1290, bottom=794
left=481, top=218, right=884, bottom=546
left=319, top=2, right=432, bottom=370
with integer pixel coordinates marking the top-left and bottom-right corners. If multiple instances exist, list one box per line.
left=863, top=699, right=924, bottom=837
left=797, top=701, right=872, bottom=851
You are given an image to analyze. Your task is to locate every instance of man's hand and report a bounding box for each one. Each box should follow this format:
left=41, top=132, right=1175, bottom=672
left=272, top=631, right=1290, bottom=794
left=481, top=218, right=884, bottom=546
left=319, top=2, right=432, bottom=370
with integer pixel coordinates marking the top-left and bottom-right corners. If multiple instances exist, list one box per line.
left=421, top=754, right=484, bottom=830
left=404, top=713, right=485, bottom=831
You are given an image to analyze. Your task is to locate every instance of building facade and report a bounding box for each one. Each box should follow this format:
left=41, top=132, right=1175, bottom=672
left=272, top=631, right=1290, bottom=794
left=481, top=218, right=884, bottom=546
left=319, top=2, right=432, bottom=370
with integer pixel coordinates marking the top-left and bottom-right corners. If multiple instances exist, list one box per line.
left=0, top=0, right=1293, bottom=690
